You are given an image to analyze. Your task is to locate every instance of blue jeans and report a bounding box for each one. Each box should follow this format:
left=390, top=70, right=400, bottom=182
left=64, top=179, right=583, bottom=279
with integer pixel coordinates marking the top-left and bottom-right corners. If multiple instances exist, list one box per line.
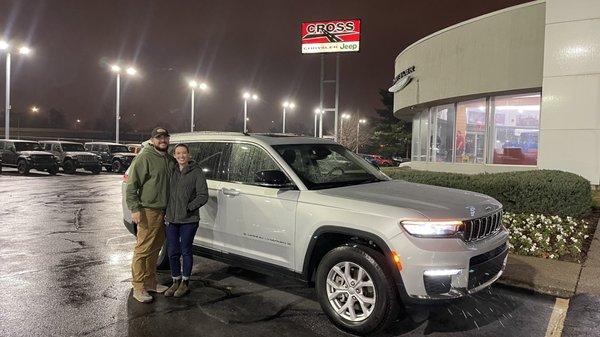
left=166, top=222, right=199, bottom=278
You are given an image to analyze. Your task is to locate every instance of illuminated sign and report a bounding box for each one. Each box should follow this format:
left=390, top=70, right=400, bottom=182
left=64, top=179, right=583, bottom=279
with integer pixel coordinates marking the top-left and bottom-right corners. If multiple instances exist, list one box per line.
left=388, top=66, right=415, bottom=92
left=301, top=19, right=361, bottom=54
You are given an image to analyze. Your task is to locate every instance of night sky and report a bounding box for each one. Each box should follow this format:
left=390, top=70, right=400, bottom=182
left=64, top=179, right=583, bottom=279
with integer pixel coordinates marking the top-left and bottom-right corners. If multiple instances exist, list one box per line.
left=0, top=0, right=529, bottom=135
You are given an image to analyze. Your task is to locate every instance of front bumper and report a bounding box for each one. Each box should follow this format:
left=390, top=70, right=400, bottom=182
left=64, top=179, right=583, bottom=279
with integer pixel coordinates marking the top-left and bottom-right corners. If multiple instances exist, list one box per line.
left=391, top=228, right=509, bottom=302
left=30, top=161, right=58, bottom=170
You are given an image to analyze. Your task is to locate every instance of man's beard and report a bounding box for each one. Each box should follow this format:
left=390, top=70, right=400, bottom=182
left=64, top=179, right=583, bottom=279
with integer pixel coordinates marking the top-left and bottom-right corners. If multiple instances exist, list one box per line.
left=155, top=143, right=168, bottom=152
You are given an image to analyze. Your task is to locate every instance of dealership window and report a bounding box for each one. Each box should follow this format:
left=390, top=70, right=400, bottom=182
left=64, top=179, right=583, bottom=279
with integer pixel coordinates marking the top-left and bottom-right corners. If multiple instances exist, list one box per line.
left=490, top=93, right=540, bottom=165
left=429, top=104, right=455, bottom=162
left=411, top=117, right=420, bottom=161
left=419, top=110, right=429, bottom=161
left=454, top=99, right=487, bottom=164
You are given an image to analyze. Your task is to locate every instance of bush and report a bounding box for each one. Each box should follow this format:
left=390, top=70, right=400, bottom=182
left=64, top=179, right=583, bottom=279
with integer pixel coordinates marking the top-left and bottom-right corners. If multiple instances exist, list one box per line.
left=382, top=168, right=592, bottom=218
left=504, top=212, right=589, bottom=262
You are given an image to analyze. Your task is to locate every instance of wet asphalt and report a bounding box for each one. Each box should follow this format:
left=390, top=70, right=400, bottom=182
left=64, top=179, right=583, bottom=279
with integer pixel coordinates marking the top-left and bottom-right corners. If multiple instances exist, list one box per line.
left=0, top=168, right=594, bottom=336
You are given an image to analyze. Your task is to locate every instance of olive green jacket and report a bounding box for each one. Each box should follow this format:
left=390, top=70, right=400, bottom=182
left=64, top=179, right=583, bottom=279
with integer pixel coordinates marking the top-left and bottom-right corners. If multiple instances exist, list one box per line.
left=126, top=145, right=175, bottom=212
left=165, top=162, right=209, bottom=223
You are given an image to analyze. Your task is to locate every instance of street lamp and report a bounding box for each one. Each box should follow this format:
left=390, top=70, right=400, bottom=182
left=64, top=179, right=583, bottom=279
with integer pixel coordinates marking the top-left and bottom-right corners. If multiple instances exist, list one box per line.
left=340, top=113, right=350, bottom=141
left=110, top=63, right=138, bottom=143
left=188, top=79, right=209, bottom=132
left=31, top=106, right=39, bottom=113
left=357, top=118, right=367, bottom=153
left=242, top=91, right=258, bottom=133
left=1, top=40, right=33, bottom=139
left=282, top=101, right=295, bottom=133
left=314, top=108, right=322, bottom=137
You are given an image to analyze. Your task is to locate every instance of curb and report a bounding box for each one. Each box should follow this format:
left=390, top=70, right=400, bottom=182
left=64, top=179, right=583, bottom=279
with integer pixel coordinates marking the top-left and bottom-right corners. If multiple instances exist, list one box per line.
left=498, top=254, right=581, bottom=298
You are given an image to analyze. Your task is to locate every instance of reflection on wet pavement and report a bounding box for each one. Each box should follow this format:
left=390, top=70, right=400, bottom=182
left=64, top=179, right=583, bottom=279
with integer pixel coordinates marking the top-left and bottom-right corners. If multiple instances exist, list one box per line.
left=0, top=172, right=557, bottom=336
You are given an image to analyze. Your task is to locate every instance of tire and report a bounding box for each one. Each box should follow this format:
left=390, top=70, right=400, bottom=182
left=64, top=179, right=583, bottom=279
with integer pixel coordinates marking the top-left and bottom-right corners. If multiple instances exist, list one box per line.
left=17, top=160, right=30, bottom=175
left=63, top=160, right=76, bottom=174
left=47, top=165, right=59, bottom=175
left=112, top=160, right=123, bottom=173
left=157, top=240, right=170, bottom=270
left=90, top=165, right=101, bottom=175
left=315, top=245, right=400, bottom=335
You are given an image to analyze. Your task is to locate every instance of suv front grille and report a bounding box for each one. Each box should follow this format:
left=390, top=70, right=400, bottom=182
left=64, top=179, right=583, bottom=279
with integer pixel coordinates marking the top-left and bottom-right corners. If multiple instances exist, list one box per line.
left=463, top=210, right=503, bottom=242
left=31, top=155, right=53, bottom=163
left=78, top=155, right=97, bottom=163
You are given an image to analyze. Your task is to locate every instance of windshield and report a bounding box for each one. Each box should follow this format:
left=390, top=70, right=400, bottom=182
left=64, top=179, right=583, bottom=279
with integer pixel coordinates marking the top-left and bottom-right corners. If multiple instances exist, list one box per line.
left=272, top=143, right=389, bottom=190
left=61, top=143, right=86, bottom=152
left=109, top=145, right=129, bottom=153
left=15, top=142, right=43, bottom=151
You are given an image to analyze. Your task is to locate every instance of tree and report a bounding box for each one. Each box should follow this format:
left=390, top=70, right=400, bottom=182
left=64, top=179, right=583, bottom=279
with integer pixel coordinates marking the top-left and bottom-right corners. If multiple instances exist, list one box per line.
left=370, top=89, right=411, bottom=158
left=339, top=114, right=373, bottom=153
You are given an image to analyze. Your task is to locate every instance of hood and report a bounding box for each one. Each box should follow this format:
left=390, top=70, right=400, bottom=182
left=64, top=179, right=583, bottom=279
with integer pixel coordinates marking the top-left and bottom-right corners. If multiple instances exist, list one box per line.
left=65, top=151, right=98, bottom=157
left=317, top=180, right=501, bottom=220
left=19, top=151, right=54, bottom=156
left=113, top=152, right=136, bottom=158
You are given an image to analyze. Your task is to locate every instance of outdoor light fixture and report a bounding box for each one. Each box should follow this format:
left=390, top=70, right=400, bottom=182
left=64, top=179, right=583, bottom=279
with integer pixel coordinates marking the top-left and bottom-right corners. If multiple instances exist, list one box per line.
left=242, top=91, right=259, bottom=133
left=1, top=39, right=33, bottom=139
left=188, top=79, right=209, bottom=132
left=281, top=100, right=296, bottom=133
left=109, top=62, right=139, bottom=143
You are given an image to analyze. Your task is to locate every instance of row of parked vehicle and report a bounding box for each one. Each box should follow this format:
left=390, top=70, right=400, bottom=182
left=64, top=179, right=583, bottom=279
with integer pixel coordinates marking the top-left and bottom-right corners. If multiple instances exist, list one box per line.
left=0, top=139, right=141, bottom=175
left=358, top=153, right=408, bottom=167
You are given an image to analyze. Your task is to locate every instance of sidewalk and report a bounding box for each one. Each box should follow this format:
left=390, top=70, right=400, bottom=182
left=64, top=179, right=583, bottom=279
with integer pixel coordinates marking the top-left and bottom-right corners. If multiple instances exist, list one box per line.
left=498, top=218, right=600, bottom=298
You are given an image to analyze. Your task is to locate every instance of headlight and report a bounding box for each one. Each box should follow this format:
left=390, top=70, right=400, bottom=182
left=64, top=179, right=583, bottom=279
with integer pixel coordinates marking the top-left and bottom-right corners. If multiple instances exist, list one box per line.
left=400, top=220, right=464, bottom=238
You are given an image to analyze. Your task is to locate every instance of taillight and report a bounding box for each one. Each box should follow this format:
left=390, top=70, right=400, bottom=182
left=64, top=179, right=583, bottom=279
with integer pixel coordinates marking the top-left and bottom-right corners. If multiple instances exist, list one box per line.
left=122, top=173, right=128, bottom=183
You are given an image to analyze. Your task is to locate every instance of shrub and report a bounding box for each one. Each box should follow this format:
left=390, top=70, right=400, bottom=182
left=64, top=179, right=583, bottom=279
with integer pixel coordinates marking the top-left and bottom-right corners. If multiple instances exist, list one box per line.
left=503, top=212, right=589, bottom=262
left=382, top=168, right=592, bottom=218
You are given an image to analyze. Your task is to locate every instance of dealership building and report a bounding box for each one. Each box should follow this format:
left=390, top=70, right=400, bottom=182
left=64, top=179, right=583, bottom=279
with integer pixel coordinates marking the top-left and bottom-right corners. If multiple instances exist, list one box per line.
left=392, top=0, right=600, bottom=185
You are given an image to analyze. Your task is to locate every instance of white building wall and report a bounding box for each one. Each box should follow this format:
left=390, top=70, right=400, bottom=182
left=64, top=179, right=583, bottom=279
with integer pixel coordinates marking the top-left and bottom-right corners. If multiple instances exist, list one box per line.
left=539, top=0, right=600, bottom=184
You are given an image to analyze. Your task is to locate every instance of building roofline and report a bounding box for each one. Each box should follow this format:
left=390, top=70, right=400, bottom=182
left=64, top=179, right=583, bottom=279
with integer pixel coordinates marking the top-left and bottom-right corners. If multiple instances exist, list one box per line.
left=395, top=0, right=545, bottom=62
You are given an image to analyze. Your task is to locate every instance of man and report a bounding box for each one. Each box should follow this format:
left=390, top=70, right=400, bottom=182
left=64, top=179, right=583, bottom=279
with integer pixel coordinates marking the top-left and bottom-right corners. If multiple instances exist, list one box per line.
left=126, top=127, right=174, bottom=303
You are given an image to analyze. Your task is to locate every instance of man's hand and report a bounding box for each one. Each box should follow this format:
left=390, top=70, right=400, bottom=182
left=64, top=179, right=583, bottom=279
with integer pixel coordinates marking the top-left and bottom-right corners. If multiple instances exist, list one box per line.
left=132, top=211, right=141, bottom=224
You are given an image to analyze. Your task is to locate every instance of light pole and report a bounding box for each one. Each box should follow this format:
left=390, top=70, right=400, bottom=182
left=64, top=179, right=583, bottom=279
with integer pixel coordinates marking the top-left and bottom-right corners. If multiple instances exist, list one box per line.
left=110, top=64, right=137, bottom=143
left=314, top=108, right=322, bottom=137
left=356, top=118, right=367, bottom=153
left=188, top=80, right=208, bottom=132
left=1, top=41, right=32, bottom=139
left=242, top=92, right=258, bottom=133
left=340, top=113, right=350, bottom=142
left=282, top=101, right=295, bottom=133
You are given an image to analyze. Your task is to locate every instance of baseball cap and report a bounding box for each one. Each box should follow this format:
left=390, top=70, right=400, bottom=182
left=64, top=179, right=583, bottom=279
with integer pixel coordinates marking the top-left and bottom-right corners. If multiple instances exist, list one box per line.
left=151, top=127, right=170, bottom=138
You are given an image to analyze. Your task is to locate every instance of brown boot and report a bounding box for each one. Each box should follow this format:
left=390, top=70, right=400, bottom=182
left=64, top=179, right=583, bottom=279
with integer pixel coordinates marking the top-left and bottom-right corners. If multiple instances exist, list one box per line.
left=174, top=280, right=189, bottom=298
left=164, top=279, right=181, bottom=297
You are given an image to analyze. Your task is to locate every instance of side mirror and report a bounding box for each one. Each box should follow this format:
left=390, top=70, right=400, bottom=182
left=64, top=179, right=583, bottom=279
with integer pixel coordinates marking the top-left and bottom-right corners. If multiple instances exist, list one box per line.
left=254, top=170, right=293, bottom=188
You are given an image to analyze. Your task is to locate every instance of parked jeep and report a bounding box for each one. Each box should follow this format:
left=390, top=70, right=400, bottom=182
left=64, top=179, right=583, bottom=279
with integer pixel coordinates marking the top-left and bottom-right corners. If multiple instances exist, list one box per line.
left=121, top=132, right=508, bottom=335
left=40, top=141, right=102, bottom=174
left=84, top=142, right=136, bottom=173
left=0, top=140, right=59, bottom=175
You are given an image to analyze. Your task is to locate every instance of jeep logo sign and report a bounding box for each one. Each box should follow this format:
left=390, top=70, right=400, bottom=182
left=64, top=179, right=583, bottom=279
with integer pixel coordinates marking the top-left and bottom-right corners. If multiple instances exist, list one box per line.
left=301, top=19, right=361, bottom=54
left=388, top=66, right=415, bottom=92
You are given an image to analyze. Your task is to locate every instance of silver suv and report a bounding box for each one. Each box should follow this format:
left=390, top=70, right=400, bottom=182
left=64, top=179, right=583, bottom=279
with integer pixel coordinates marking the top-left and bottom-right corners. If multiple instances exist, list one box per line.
left=122, top=132, right=508, bottom=335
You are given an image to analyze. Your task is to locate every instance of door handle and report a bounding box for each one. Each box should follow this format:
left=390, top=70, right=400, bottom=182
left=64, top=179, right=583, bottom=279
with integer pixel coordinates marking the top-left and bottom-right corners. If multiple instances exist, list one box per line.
left=222, top=188, right=240, bottom=196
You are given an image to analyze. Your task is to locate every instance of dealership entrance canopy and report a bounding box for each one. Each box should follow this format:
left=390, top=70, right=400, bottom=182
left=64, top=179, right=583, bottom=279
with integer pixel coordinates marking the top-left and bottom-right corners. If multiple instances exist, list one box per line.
left=391, top=0, right=600, bottom=185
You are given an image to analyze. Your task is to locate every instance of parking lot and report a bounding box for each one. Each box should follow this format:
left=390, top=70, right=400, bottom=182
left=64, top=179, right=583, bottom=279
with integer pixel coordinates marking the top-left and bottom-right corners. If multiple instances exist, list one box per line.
left=0, top=169, right=583, bottom=336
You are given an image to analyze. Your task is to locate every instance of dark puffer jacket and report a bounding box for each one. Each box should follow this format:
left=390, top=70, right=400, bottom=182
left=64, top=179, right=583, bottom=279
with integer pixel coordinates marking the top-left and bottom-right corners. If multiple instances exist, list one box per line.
left=165, top=162, right=209, bottom=224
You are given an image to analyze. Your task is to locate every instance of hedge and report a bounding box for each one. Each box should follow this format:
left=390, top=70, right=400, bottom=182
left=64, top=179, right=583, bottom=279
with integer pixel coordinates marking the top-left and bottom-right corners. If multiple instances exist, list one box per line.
left=381, top=168, right=592, bottom=218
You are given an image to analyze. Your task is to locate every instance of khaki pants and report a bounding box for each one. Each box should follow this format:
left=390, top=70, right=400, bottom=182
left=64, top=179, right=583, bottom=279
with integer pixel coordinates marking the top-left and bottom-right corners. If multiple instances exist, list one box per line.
left=131, top=208, right=166, bottom=291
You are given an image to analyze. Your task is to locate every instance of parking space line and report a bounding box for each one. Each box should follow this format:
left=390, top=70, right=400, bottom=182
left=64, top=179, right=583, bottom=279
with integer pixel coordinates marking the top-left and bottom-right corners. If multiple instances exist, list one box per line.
left=545, top=298, right=570, bottom=337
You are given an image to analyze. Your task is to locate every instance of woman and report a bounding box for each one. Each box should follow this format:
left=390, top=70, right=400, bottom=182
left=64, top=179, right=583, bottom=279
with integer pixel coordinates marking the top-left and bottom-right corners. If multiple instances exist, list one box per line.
left=164, top=143, right=208, bottom=297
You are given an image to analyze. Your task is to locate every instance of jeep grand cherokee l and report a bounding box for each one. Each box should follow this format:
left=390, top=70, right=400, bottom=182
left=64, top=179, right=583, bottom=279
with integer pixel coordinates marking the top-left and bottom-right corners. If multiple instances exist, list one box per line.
left=0, top=140, right=59, bottom=175
left=121, top=132, right=508, bottom=335
left=40, top=141, right=102, bottom=174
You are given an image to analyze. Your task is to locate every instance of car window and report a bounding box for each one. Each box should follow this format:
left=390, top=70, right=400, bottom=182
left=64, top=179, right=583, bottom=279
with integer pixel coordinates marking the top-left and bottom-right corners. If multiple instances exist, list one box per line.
left=62, top=143, right=85, bottom=152
left=195, top=142, right=227, bottom=180
left=223, top=143, right=281, bottom=185
left=14, top=142, right=43, bottom=151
